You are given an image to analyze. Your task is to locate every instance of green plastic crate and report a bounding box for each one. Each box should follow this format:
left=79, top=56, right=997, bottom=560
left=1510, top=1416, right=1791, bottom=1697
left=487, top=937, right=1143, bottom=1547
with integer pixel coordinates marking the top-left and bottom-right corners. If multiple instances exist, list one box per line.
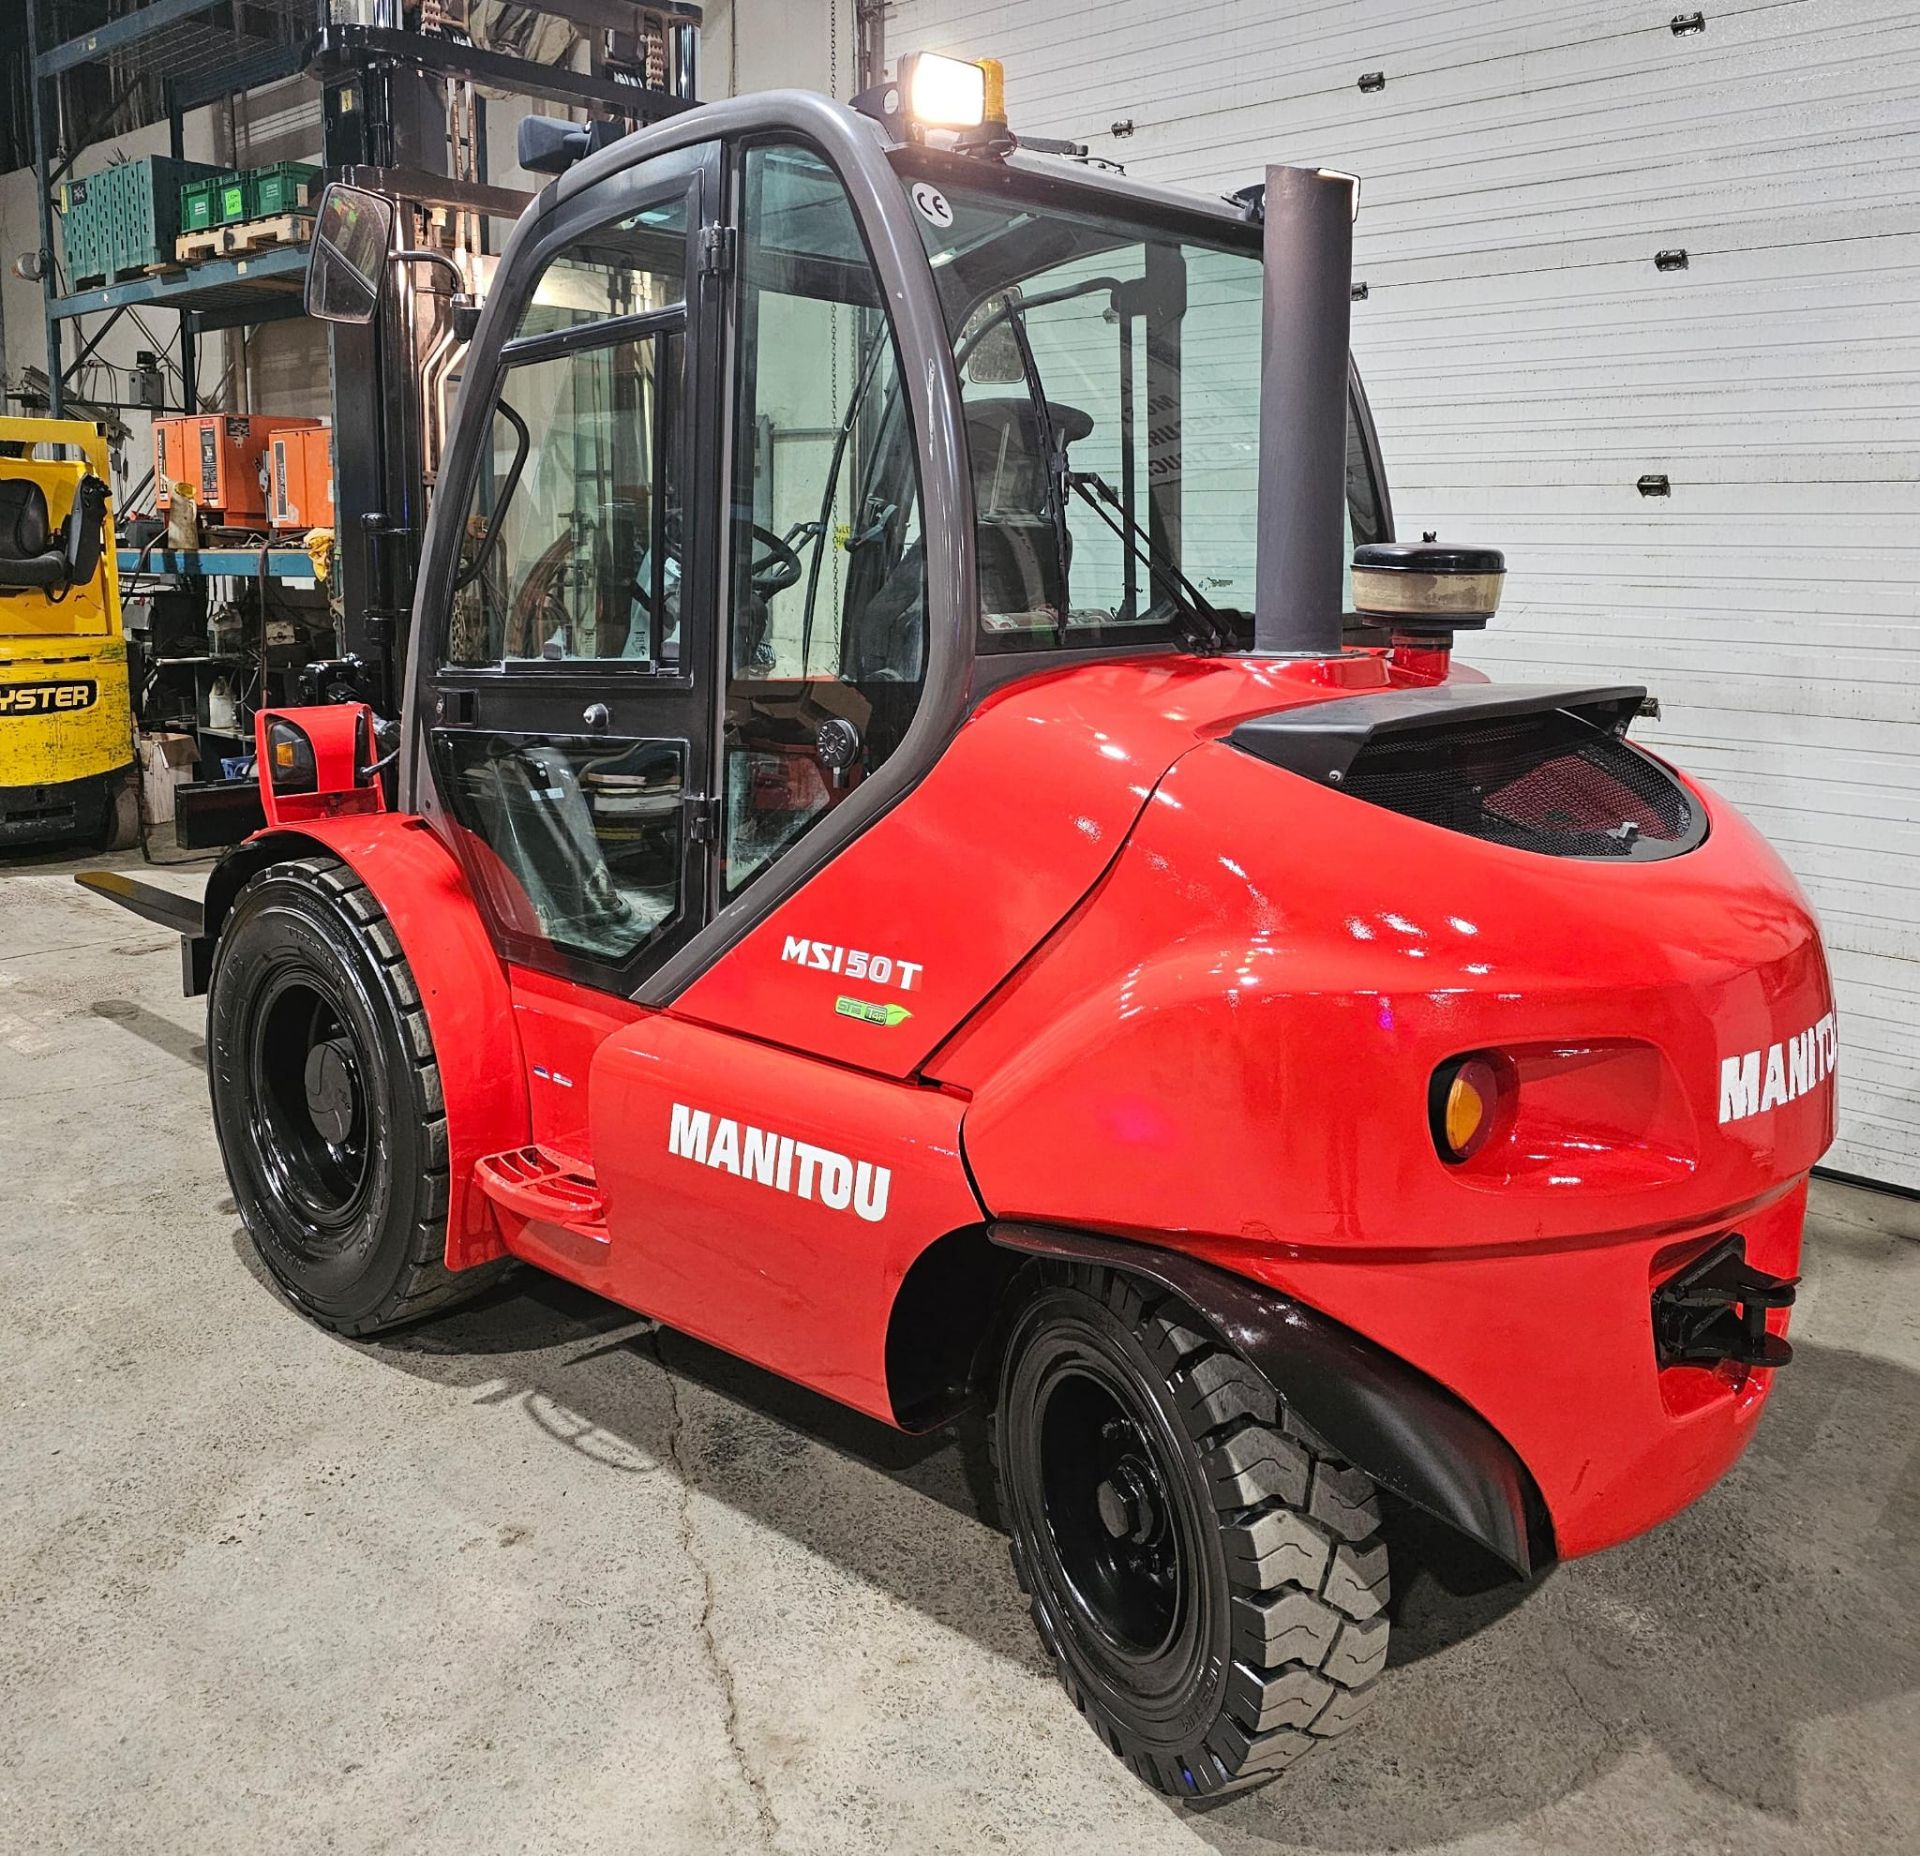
left=54, top=179, right=102, bottom=282
left=110, top=154, right=221, bottom=271
left=179, top=175, right=231, bottom=235
left=214, top=176, right=251, bottom=226
left=247, top=162, right=321, bottom=219
left=62, top=155, right=222, bottom=280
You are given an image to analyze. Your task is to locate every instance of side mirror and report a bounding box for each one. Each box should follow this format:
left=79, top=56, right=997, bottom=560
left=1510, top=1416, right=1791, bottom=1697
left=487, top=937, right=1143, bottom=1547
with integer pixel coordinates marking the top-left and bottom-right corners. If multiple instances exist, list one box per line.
left=1351, top=541, right=1505, bottom=634
left=518, top=114, right=594, bottom=174
left=304, top=182, right=396, bottom=325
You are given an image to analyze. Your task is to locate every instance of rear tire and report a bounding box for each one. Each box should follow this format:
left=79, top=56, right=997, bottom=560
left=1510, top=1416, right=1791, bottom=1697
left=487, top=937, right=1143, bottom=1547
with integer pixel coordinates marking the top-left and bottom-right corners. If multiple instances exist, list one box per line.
left=994, top=1264, right=1390, bottom=1799
left=99, top=768, right=140, bottom=851
left=207, top=853, right=510, bottom=1335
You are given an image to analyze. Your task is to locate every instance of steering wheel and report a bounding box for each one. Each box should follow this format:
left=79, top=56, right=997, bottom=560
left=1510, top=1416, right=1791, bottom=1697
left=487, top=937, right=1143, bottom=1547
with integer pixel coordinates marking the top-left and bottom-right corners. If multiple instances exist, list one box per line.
left=748, top=523, right=804, bottom=602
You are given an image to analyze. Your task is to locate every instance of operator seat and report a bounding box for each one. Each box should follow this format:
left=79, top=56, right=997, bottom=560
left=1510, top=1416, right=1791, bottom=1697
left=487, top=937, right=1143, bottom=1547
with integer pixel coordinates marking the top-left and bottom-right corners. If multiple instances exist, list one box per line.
left=452, top=743, right=669, bottom=958
left=0, top=479, right=64, bottom=591
left=964, top=396, right=1093, bottom=622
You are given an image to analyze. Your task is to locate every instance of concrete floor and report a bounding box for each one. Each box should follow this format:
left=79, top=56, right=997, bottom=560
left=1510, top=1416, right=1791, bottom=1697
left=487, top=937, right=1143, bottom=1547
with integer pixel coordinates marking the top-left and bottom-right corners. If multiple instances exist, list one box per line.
left=2, top=843, right=1916, bottom=1856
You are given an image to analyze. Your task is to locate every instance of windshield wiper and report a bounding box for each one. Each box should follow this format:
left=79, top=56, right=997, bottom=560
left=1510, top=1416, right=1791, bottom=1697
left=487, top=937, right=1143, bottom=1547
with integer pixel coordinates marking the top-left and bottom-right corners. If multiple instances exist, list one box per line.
left=977, top=277, right=1228, bottom=650
left=951, top=274, right=1127, bottom=377
left=1066, top=468, right=1235, bottom=651
left=800, top=321, right=892, bottom=665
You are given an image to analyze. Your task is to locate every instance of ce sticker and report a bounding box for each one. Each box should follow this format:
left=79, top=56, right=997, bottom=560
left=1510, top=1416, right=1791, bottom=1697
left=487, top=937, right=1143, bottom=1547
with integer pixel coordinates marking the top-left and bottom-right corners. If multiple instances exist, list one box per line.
left=911, top=183, right=954, bottom=229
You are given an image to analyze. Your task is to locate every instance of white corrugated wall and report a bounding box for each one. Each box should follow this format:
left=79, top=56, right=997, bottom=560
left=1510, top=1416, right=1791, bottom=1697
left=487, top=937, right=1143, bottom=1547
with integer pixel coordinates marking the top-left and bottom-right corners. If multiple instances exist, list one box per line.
left=888, top=0, right=1920, bottom=1190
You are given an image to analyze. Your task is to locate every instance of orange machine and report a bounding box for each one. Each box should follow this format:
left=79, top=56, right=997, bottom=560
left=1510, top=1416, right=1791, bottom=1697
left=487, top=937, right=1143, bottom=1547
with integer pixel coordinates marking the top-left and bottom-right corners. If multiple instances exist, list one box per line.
left=153, top=415, right=322, bottom=525
left=267, top=425, right=336, bottom=531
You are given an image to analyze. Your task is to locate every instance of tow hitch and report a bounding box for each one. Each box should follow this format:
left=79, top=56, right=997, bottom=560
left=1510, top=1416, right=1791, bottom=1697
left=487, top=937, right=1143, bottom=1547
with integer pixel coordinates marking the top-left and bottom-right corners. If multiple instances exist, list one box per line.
left=1652, top=1235, right=1797, bottom=1369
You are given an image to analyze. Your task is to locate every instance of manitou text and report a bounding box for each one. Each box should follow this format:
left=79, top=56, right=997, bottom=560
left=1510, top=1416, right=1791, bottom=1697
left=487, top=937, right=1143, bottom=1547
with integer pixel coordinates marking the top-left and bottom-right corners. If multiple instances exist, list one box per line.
left=667, top=1102, right=892, bottom=1223
left=1719, top=1014, right=1838, bottom=1125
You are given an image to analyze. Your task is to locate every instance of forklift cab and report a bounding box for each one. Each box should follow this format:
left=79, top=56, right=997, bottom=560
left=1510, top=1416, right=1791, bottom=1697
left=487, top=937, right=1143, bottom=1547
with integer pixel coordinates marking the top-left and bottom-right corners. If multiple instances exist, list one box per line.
left=305, top=89, right=1391, bottom=1002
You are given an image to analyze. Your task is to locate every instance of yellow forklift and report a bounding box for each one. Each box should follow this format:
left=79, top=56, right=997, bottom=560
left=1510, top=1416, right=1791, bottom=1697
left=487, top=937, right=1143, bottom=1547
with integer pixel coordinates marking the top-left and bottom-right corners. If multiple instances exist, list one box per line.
left=0, top=416, right=139, bottom=850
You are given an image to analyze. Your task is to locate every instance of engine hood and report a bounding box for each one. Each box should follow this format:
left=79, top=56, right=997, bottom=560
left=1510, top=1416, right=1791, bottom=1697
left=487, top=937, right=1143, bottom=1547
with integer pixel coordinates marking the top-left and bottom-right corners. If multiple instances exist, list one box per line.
left=935, top=702, right=1835, bottom=1251
left=671, top=651, right=1405, bottom=1077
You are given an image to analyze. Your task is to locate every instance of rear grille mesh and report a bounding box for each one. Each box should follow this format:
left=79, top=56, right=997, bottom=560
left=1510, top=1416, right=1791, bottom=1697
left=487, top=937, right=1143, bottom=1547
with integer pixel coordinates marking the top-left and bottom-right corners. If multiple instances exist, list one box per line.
left=1340, top=709, right=1703, bottom=859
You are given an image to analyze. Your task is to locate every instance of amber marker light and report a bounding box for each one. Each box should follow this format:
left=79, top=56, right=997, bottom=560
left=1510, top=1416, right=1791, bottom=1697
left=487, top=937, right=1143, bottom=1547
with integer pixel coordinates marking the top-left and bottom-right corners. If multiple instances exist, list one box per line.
left=1430, top=1054, right=1506, bottom=1164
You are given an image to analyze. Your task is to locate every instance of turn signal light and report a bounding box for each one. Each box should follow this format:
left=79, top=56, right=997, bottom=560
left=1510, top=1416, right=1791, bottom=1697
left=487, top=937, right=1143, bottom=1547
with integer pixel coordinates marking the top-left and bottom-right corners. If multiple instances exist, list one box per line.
left=1430, top=1054, right=1508, bottom=1164
left=265, top=719, right=317, bottom=794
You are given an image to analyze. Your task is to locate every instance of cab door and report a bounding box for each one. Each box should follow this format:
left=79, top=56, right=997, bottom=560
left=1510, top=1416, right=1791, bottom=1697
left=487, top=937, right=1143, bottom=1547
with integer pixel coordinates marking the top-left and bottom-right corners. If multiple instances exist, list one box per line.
left=418, top=144, right=722, bottom=1147
left=416, top=148, right=721, bottom=1159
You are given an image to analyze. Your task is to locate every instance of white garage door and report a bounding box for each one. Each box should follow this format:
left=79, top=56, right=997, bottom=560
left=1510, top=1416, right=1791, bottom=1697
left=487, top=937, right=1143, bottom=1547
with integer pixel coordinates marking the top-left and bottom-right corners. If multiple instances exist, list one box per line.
left=889, top=0, right=1920, bottom=1190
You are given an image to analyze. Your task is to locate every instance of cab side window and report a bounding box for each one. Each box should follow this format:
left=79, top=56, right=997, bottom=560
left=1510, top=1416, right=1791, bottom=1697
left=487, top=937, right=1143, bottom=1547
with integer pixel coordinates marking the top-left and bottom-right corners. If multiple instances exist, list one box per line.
left=722, top=144, right=928, bottom=897
left=447, top=195, right=688, bottom=668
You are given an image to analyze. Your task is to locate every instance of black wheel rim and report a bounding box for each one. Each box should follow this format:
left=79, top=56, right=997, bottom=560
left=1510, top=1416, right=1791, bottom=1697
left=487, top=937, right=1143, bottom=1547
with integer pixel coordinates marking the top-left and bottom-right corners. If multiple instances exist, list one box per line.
left=1040, top=1363, right=1187, bottom=1657
left=1007, top=1312, right=1223, bottom=1756
left=247, top=970, right=374, bottom=1244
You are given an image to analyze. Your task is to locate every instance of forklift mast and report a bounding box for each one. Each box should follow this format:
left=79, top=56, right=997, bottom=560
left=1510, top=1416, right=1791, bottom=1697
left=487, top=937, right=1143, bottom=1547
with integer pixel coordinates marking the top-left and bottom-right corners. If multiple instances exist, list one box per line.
left=310, top=14, right=703, bottom=702
left=22, top=1, right=702, bottom=729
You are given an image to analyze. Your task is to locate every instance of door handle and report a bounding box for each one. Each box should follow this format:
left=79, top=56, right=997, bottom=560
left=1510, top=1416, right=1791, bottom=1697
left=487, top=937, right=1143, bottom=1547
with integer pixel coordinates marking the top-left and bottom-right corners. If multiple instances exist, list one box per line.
left=816, top=716, right=862, bottom=788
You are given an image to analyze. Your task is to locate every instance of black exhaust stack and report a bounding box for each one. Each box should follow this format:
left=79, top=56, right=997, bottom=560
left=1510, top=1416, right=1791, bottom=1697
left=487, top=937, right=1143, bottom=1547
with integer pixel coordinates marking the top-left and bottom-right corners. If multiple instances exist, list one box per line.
left=1254, top=166, right=1356, bottom=656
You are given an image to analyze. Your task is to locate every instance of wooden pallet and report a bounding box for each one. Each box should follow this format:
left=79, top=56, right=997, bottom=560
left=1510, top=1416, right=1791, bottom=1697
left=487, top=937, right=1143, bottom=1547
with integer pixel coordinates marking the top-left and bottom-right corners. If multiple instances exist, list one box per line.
left=175, top=211, right=312, bottom=265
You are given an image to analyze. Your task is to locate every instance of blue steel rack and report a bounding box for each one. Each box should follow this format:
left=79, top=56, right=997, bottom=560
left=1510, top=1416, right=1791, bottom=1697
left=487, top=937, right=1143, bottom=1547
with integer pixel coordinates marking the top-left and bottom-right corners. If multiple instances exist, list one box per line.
left=119, top=549, right=320, bottom=581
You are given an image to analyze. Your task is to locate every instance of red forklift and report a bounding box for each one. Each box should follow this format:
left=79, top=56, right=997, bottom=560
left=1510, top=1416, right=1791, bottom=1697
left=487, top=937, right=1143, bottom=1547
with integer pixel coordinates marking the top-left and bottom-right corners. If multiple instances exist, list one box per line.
left=82, top=54, right=1833, bottom=1799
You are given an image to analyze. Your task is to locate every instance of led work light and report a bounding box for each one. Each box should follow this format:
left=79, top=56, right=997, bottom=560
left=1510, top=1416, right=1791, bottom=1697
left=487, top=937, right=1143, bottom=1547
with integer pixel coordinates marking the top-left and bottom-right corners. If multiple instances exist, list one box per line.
left=905, top=52, right=992, bottom=127
left=853, top=52, right=1009, bottom=150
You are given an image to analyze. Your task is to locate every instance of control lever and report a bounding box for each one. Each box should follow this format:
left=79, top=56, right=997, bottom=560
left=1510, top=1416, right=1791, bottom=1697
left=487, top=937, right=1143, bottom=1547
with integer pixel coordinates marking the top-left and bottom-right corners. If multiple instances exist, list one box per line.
left=62, top=475, right=109, bottom=585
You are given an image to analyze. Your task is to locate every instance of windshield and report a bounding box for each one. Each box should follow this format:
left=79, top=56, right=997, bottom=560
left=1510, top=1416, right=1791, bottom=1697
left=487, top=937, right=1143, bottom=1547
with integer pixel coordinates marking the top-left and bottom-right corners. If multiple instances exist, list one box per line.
left=902, top=161, right=1387, bottom=653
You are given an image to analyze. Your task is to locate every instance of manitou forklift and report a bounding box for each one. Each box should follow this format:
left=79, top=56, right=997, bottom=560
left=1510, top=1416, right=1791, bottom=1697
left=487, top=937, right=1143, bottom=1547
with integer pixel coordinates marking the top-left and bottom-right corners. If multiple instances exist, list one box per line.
left=1, top=417, right=138, bottom=849
left=82, top=56, right=1832, bottom=1799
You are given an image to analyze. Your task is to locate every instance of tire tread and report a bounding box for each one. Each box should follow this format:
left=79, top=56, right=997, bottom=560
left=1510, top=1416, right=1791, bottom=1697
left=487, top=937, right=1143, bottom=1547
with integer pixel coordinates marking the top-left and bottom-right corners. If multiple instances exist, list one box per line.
left=994, top=1261, right=1390, bottom=1803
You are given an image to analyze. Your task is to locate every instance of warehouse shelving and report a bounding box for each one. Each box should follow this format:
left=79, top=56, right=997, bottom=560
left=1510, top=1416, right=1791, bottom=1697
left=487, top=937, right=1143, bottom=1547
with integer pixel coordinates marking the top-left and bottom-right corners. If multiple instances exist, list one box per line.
left=22, top=0, right=701, bottom=810
left=48, top=245, right=309, bottom=327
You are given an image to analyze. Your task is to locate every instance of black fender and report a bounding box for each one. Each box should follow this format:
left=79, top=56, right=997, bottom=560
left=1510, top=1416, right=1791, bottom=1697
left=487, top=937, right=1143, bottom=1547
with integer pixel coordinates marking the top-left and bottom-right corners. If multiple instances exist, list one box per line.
left=197, top=830, right=340, bottom=933
left=990, top=1221, right=1553, bottom=1578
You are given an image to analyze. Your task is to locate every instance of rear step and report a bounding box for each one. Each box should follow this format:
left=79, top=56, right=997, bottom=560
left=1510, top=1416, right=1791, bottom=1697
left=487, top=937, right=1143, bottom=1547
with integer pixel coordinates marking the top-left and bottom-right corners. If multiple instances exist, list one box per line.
left=475, top=1145, right=609, bottom=1246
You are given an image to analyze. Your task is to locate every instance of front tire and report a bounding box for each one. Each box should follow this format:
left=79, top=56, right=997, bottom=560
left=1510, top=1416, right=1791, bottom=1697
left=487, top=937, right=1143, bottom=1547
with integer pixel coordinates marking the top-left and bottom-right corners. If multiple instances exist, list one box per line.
left=208, top=853, right=508, bottom=1335
left=995, top=1265, right=1390, bottom=1799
